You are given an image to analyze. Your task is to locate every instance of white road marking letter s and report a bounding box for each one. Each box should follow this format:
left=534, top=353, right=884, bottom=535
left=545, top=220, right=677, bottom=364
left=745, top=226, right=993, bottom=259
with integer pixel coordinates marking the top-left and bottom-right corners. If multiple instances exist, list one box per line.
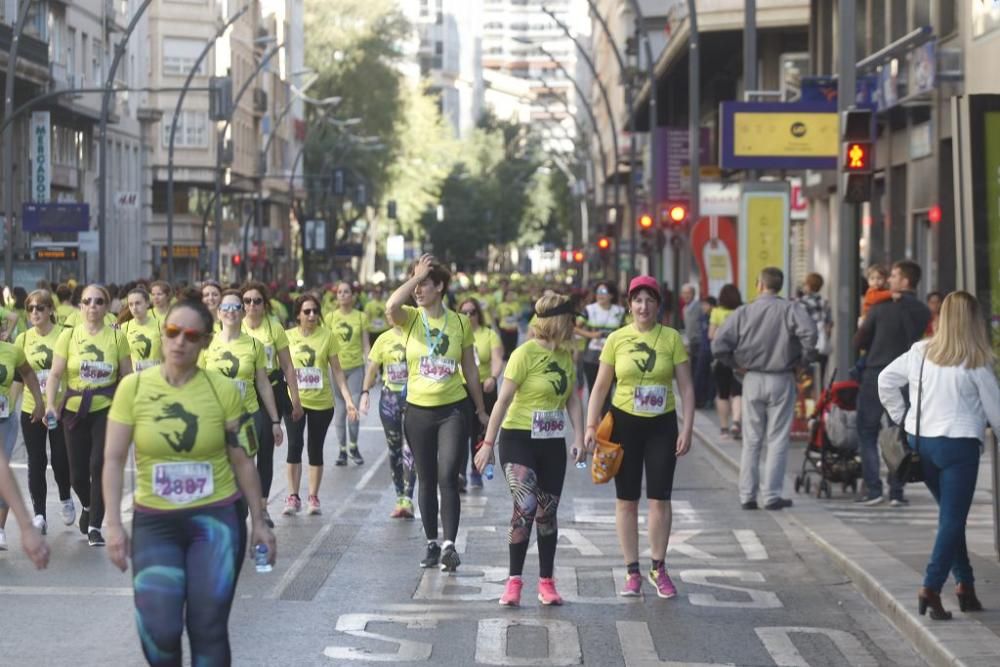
left=680, top=570, right=782, bottom=608
left=323, top=614, right=436, bottom=662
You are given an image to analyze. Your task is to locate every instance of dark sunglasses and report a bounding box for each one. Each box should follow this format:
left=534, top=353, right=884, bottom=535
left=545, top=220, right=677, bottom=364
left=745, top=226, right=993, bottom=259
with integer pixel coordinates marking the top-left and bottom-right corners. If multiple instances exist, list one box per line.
left=243, top=297, right=264, bottom=305
left=163, top=323, right=208, bottom=343
left=81, top=297, right=106, bottom=306
left=26, top=304, right=49, bottom=313
left=219, top=303, right=243, bottom=313
left=301, top=308, right=320, bottom=316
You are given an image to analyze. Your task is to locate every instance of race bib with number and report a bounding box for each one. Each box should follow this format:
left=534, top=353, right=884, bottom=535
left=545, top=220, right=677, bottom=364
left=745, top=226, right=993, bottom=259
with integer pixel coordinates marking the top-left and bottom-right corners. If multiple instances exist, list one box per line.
left=633, top=385, right=668, bottom=414
left=386, top=362, right=408, bottom=385
left=0, top=395, right=9, bottom=419
left=531, top=409, right=567, bottom=439
left=135, top=359, right=159, bottom=372
left=233, top=379, right=247, bottom=398
left=296, top=367, right=323, bottom=390
left=36, top=369, right=49, bottom=393
left=264, top=345, right=275, bottom=370
left=79, top=360, right=114, bottom=384
left=371, top=318, right=386, bottom=330
left=152, top=462, right=214, bottom=505
left=418, top=355, right=456, bottom=382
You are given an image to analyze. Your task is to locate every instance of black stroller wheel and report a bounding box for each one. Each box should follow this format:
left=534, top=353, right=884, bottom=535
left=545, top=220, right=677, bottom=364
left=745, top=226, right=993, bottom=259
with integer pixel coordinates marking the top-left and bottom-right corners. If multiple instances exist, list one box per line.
left=795, top=475, right=803, bottom=493
left=804, top=476, right=812, bottom=494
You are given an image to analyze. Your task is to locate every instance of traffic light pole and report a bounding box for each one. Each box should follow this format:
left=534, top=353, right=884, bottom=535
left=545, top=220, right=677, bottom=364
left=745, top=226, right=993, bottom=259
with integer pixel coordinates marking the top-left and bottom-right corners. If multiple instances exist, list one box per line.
left=835, top=0, right=858, bottom=381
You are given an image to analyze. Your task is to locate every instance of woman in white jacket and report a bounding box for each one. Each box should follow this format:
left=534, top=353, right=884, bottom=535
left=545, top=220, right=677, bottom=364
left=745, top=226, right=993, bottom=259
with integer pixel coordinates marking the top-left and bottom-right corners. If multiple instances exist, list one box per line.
left=878, top=291, right=1000, bottom=621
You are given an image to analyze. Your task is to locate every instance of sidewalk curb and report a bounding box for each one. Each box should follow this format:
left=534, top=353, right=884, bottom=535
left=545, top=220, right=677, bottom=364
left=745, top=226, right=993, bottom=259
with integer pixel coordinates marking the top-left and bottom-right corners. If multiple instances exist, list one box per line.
left=692, top=421, right=986, bottom=667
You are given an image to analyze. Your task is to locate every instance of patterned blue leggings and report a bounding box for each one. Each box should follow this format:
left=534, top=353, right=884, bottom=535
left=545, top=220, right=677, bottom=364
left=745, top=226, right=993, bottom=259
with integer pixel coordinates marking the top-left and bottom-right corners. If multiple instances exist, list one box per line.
left=379, top=388, right=415, bottom=498
left=131, top=501, right=247, bottom=666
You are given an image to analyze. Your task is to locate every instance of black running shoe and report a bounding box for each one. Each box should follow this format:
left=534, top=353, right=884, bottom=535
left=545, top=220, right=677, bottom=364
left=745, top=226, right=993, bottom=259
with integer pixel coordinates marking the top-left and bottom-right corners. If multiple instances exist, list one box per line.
left=88, top=529, right=105, bottom=547
left=440, top=544, right=460, bottom=573
left=335, top=449, right=348, bottom=466
left=79, top=508, right=90, bottom=536
left=349, top=445, right=364, bottom=465
left=420, top=542, right=441, bottom=568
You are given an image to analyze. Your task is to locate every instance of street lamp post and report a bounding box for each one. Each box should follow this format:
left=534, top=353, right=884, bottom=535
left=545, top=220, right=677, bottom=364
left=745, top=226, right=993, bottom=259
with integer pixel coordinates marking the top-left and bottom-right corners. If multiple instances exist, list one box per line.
left=96, top=0, right=155, bottom=283
left=166, top=5, right=250, bottom=283
left=528, top=92, right=604, bottom=213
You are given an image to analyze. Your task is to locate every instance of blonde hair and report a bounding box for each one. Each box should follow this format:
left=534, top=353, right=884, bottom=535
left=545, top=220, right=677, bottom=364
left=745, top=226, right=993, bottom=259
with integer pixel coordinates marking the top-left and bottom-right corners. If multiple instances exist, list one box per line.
left=528, top=294, right=574, bottom=348
left=925, top=291, right=994, bottom=369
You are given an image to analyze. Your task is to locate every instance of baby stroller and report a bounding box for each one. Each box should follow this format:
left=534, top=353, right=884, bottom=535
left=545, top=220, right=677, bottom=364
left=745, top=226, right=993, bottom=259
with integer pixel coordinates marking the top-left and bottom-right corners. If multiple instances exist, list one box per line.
left=794, top=378, right=862, bottom=499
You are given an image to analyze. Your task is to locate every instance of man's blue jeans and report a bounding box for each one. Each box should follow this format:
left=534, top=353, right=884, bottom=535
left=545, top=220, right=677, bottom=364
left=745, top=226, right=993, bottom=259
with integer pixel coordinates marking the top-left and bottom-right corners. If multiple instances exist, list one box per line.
left=913, top=435, right=981, bottom=592
left=857, top=368, right=904, bottom=499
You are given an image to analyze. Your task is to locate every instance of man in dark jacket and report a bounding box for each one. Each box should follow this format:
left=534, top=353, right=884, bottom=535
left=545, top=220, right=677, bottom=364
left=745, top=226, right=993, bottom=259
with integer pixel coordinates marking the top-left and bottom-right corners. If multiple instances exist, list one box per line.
left=853, top=260, right=931, bottom=506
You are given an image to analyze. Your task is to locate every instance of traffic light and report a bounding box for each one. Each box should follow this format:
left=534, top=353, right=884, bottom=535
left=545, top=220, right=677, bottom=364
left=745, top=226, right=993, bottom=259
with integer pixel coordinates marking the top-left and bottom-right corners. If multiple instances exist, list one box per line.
left=232, top=253, right=242, bottom=267
left=841, top=108, right=873, bottom=203
left=638, top=213, right=654, bottom=231
left=596, top=236, right=611, bottom=252
left=663, top=203, right=688, bottom=226
left=572, top=250, right=584, bottom=263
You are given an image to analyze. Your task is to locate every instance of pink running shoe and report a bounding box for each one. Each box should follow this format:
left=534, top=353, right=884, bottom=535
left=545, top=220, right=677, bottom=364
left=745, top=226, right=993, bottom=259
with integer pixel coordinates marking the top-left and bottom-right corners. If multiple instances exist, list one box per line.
left=306, top=495, right=322, bottom=515
left=282, top=494, right=301, bottom=516
left=537, top=578, right=563, bottom=606
left=620, top=572, right=643, bottom=597
left=649, top=563, right=678, bottom=599
left=499, top=576, right=523, bottom=607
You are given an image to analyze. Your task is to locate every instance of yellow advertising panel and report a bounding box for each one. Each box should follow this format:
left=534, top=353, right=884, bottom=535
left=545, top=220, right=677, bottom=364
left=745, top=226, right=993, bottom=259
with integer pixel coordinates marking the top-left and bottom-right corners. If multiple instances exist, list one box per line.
left=733, top=112, right=838, bottom=158
left=739, top=186, right=790, bottom=299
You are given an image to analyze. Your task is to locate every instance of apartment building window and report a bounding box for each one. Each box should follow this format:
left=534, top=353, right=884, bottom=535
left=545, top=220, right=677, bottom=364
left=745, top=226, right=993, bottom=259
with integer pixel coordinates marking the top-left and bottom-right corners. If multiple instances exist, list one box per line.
left=419, top=0, right=428, bottom=17
left=67, top=27, right=76, bottom=81
left=939, top=0, right=956, bottom=36
left=162, top=111, right=208, bottom=148
left=81, top=33, right=88, bottom=84
left=163, top=37, right=207, bottom=76
left=93, top=38, right=103, bottom=83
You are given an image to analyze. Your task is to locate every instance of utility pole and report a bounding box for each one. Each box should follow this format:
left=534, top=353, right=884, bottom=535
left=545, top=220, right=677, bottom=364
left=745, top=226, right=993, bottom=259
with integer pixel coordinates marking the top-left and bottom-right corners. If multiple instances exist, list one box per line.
left=835, top=0, right=858, bottom=380
left=3, top=0, right=33, bottom=288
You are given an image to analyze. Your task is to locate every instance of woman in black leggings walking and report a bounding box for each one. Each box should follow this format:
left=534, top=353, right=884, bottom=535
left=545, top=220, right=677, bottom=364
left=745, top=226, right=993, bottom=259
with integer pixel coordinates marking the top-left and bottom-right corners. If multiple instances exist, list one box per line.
left=387, top=254, right=489, bottom=572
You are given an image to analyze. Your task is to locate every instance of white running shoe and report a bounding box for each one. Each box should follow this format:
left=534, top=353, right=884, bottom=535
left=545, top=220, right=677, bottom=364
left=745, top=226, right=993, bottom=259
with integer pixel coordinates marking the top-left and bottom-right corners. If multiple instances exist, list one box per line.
left=60, top=499, right=76, bottom=526
left=32, top=515, right=47, bottom=535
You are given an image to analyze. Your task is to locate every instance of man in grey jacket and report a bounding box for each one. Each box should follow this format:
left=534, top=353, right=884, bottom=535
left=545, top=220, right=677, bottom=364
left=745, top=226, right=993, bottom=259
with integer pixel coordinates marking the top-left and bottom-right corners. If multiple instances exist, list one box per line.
left=711, top=267, right=817, bottom=510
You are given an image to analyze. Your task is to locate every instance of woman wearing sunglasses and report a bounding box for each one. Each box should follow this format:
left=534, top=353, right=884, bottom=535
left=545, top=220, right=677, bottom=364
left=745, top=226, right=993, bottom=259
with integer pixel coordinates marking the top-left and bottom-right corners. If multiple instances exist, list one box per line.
left=283, top=294, right=358, bottom=516
left=577, top=282, right=625, bottom=403
left=324, top=281, right=369, bottom=466
left=458, top=298, right=503, bottom=489
left=474, top=293, right=585, bottom=606
left=118, top=288, right=163, bottom=372
left=103, top=298, right=276, bottom=666
left=387, top=255, right=489, bottom=572
left=201, top=280, right=224, bottom=331
left=242, top=282, right=304, bottom=427
left=44, top=284, right=132, bottom=547
left=359, top=319, right=415, bottom=518
left=13, top=290, right=76, bottom=537
left=202, top=290, right=284, bottom=527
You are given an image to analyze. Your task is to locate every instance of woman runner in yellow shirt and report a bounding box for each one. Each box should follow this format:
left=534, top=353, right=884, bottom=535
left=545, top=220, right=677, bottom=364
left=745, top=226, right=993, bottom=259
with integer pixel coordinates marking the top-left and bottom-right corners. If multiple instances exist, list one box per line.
left=44, top=284, right=132, bottom=547
left=324, top=282, right=369, bottom=465
left=103, top=298, right=275, bottom=666
left=203, top=289, right=285, bottom=527
left=149, top=280, right=172, bottom=321
left=242, top=282, right=304, bottom=426
left=585, top=276, right=695, bottom=600
left=118, top=287, right=163, bottom=371
left=201, top=280, right=223, bottom=331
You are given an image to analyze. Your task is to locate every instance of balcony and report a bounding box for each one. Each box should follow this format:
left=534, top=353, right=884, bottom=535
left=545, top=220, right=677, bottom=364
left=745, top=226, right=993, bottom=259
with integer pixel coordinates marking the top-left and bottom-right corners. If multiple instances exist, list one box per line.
left=0, top=23, right=50, bottom=70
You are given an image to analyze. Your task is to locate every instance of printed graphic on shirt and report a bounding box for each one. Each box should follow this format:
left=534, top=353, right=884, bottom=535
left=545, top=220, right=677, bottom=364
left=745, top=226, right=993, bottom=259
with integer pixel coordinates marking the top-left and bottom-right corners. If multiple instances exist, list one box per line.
left=82, top=343, right=105, bottom=362
left=0, top=363, right=7, bottom=385
left=32, top=344, right=53, bottom=369
left=630, top=342, right=657, bottom=373
left=545, top=361, right=568, bottom=396
left=297, top=344, right=317, bottom=368
left=132, top=333, right=152, bottom=359
left=217, top=350, right=241, bottom=379
left=336, top=321, right=353, bottom=344
left=429, top=329, right=450, bottom=356
left=152, top=398, right=200, bottom=453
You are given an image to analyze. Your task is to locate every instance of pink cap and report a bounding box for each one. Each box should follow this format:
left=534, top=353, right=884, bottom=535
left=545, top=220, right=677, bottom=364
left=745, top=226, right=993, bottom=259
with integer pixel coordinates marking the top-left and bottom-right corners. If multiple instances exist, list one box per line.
left=628, top=275, right=660, bottom=299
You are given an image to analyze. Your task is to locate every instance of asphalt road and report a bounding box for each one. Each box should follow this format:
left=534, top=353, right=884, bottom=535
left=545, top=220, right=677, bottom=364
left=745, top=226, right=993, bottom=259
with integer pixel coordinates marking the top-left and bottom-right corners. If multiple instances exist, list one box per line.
left=1, top=395, right=928, bottom=666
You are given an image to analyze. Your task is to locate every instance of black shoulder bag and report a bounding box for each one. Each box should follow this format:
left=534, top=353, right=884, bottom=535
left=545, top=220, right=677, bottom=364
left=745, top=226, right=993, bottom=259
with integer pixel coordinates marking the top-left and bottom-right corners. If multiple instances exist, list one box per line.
left=879, top=352, right=926, bottom=483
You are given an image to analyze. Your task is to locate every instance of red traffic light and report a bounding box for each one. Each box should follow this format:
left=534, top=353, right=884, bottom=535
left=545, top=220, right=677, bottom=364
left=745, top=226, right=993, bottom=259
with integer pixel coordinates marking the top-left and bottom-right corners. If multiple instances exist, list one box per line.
left=638, top=214, right=654, bottom=230
left=928, top=204, right=942, bottom=224
left=232, top=253, right=242, bottom=266
left=596, top=236, right=611, bottom=251
left=844, top=142, right=871, bottom=171
left=667, top=205, right=687, bottom=224
left=572, top=250, right=584, bottom=262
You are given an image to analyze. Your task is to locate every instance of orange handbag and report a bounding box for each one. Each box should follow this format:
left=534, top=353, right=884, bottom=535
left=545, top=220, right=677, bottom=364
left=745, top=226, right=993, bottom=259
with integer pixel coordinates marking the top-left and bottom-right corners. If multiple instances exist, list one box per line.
left=591, top=411, right=623, bottom=484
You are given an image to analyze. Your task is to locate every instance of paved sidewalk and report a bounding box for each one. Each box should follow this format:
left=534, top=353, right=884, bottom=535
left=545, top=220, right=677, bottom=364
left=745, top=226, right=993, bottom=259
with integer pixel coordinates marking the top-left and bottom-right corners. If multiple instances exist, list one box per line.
left=692, top=408, right=1000, bottom=667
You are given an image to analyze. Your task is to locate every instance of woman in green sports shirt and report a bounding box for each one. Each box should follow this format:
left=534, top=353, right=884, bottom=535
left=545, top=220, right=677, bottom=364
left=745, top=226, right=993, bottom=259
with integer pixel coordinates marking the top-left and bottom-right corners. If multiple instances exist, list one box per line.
left=387, top=254, right=489, bottom=573
left=364, top=284, right=390, bottom=347
left=203, top=290, right=285, bottom=527
left=282, top=294, right=358, bottom=517
left=103, top=298, right=275, bottom=666
left=242, top=282, right=304, bottom=424
left=324, top=281, right=369, bottom=466
left=118, top=287, right=163, bottom=371
left=14, top=289, right=75, bottom=535
left=44, top=284, right=132, bottom=547
left=457, top=298, right=503, bottom=489
left=585, top=276, right=695, bottom=601
left=474, top=293, right=585, bottom=608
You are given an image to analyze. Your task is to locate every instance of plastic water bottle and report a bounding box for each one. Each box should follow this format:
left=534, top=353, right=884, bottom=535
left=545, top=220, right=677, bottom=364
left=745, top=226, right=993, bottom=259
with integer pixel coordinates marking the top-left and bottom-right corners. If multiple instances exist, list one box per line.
left=572, top=448, right=587, bottom=469
left=483, top=462, right=494, bottom=480
left=254, top=544, right=272, bottom=573
left=45, top=414, right=58, bottom=431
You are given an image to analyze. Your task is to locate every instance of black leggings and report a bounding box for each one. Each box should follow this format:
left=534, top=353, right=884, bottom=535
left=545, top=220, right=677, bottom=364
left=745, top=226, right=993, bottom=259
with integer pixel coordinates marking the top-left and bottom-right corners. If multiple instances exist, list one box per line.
left=253, top=408, right=275, bottom=498
left=498, top=429, right=567, bottom=578
left=131, top=501, right=247, bottom=667
left=22, top=412, right=72, bottom=519
left=285, top=407, right=333, bottom=466
left=463, top=386, right=498, bottom=473
left=610, top=406, right=679, bottom=501
left=404, top=400, right=468, bottom=542
left=63, top=408, right=108, bottom=529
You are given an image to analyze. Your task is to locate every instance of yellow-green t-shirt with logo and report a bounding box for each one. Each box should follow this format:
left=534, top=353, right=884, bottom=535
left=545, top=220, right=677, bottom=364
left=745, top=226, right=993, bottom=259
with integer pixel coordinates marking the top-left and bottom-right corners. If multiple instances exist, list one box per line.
left=121, top=317, right=162, bottom=371
left=201, top=333, right=267, bottom=415
left=399, top=305, right=473, bottom=408
left=0, top=341, right=26, bottom=417
left=243, top=316, right=289, bottom=375
left=364, top=300, right=390, bottom=334
left=324, top=308, right=367, bottom=370
left=285, top=326, right=339, bottom=410
left=496, top=302, right=521, bottom=331
left=55, top=304, right=76, bottom=327
left=501, top=340, right=575, bottom=431
left=15, top=325, right=64, bottom=415
left=709, top=306, right=733, bottom=329
left=368, top=328, right=408, bottom=392
left=54, top=325, right=131, bottom=413
left=62, top=310, right=117, bottom=329
left=472, top=326, right=502, bottom=380
left=600, top=324, right=688, bottom=417
left=109, top=368, right=245, bottom=512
